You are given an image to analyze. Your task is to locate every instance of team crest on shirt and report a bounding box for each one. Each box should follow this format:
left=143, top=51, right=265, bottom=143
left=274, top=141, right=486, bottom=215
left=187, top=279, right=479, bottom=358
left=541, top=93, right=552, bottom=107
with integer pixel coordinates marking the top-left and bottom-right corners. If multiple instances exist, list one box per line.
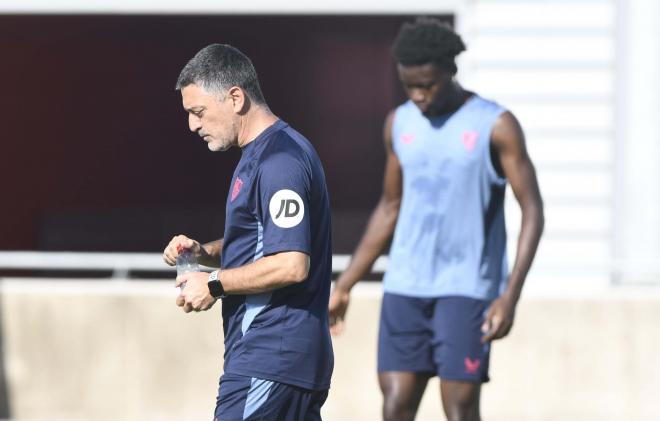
left=269, top=189, right=304, bottom=228
left=462, top=131, right=479, bottom=152
left=401, top=133, right=416, bottom=144
left=231, top=177, right=244, bottom=202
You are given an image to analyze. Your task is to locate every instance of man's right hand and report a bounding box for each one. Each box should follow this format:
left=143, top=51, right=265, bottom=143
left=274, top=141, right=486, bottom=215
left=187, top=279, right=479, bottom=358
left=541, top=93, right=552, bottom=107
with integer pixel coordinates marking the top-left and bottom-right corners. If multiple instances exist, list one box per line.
left=329, top=286, right=351, bottom=336
left=162, top=234, right=203, bottom=266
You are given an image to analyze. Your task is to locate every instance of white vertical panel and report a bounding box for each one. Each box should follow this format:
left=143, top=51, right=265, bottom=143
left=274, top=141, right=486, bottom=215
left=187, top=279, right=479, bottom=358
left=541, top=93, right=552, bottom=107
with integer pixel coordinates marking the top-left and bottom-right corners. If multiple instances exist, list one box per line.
left=616, top=0, right=660, bottom=283
left=458, top=0, right=617, bottom=286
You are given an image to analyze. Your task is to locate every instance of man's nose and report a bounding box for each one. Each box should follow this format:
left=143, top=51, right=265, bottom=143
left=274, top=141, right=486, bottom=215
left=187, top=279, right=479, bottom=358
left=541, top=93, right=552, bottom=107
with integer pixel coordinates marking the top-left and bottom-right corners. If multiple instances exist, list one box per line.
left=410, top=88, right=426, bottom=103
left=188, top=114, right=202, bottom=133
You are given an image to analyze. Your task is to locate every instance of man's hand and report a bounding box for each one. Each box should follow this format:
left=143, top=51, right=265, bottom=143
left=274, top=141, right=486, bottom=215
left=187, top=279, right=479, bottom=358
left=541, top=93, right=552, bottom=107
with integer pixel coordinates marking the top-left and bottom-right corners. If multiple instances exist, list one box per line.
left=481, top=293, right=517, bottom=343
left=328, top=287, right=351, bottom=336
left=175, top=271, right=217, bottom=313
left=163, top=234, right=203, bottom=266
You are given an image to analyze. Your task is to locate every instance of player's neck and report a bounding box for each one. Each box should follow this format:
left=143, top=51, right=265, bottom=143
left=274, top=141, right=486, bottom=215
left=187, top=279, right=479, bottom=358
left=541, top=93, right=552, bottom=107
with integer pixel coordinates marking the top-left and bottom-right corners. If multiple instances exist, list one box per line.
left=440, top=82, right=471, bottom=114
left=237, top=106, right=279, bottom=148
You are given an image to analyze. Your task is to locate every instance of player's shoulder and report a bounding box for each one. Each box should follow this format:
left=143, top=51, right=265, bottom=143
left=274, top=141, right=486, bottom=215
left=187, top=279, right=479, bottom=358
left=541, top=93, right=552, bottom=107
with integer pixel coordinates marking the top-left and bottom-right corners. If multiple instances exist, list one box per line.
left=391, top=100, right=416, bottom=120
left=469, top=93, right=517, bottom=128
left=385, top=101, right=416, bottom=148
left=388, top=100, right=423, bottom=133
left=491, top=110, right=524, bottom=147
left=257, top=127, right=311, bottom=175
left=468, top=93, right=509, bottom=118
left=383, top=108, right=397, bottom=146
left=385, top=108, right=397, bottom=127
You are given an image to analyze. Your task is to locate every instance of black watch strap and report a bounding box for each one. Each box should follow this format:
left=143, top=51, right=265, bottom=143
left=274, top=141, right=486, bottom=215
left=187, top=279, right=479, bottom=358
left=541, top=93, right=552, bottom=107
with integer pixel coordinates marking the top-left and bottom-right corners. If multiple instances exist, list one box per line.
left=208, top=270, right=226, bottom=299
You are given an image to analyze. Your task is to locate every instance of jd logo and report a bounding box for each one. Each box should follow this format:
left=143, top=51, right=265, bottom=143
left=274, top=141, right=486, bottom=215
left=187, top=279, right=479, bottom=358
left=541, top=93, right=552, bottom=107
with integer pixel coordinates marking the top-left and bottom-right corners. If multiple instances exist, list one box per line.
left=276, top=199, right=300, bottom=218
left=269, top=189, right=305, bottom=228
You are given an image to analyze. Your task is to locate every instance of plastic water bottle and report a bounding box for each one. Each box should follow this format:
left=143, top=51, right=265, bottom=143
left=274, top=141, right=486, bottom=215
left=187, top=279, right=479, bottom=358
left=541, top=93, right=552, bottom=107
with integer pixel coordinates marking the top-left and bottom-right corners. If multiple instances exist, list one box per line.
left=176, top=245, right=199, bottom=290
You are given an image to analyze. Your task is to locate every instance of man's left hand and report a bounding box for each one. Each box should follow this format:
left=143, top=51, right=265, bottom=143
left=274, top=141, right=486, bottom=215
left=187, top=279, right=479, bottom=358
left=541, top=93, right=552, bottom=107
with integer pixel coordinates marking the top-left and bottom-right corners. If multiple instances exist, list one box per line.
left=175, top=272, right=217, bottom=313
left=481, top=293, right=517, bottom=343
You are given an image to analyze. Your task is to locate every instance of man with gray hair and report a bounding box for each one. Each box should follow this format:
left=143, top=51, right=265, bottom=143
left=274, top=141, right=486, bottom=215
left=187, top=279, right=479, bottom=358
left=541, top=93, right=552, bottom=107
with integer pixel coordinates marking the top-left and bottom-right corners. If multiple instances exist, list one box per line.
left=163, top=44, right=333, bottom=420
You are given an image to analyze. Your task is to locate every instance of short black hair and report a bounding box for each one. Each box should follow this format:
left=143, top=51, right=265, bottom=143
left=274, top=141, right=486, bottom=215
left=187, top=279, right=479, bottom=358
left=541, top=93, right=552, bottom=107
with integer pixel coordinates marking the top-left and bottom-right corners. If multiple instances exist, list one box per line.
left=392, top=17, right=466, bottom=74
left=176, top=43, right=266, bottom=104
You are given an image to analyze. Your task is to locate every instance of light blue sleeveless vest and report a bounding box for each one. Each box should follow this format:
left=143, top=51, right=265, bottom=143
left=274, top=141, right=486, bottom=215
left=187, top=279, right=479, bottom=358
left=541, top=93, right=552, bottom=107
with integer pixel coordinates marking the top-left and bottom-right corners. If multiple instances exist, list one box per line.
left=383, top=95, right=508, bottom=300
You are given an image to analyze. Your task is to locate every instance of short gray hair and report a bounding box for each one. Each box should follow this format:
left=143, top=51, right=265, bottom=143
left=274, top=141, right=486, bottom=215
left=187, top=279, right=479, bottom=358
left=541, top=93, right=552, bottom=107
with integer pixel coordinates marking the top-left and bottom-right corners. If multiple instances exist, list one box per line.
left=175, top=44, right=266, bottom=104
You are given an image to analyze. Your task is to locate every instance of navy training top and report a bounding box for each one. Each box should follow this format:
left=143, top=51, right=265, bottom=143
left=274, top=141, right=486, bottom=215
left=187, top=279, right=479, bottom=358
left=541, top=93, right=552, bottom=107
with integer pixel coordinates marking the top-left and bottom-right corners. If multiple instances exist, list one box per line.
left=219, top=119, right=333, bottom=391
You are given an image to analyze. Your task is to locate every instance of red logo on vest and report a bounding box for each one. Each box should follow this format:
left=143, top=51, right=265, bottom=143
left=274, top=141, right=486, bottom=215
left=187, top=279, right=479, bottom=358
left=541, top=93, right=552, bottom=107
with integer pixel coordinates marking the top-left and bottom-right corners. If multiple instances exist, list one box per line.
left=464, top=357, right=481, bottom=374
left=462, top=131, right=479, bottom=152
left=401, top=133, right=416, bottom=144
left=231, top=177, right=244, bottom=202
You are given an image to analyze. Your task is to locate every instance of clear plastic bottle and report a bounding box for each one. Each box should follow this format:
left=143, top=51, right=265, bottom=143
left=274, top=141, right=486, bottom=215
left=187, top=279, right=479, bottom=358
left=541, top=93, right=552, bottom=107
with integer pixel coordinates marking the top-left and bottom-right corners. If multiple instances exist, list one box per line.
left=176, top=245, right=199, bottom=290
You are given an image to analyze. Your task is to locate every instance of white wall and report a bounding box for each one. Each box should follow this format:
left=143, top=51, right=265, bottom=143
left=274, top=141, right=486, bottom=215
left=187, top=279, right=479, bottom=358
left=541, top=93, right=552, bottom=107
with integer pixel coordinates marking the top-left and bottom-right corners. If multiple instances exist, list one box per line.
left=3, top=280, right=660, bottom=421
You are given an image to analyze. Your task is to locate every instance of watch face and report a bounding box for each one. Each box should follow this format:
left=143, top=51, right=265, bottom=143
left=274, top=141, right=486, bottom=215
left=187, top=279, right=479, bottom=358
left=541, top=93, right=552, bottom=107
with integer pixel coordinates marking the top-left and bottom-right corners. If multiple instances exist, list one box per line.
left=207, top=270, right=225, bottom=298
left=208, top=274, right=225, bottom=298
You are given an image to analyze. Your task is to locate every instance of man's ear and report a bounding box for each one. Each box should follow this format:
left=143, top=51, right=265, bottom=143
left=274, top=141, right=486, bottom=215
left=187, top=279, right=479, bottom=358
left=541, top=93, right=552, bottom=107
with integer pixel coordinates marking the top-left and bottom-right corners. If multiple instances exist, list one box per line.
left=227, top=86, right=247, bottom=113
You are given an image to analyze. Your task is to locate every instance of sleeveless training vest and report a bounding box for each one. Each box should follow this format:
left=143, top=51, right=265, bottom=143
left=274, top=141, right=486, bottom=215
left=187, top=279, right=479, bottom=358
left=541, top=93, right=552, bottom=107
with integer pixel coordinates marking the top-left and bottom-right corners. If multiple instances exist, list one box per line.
left=383, top=95, right=508, bottom=300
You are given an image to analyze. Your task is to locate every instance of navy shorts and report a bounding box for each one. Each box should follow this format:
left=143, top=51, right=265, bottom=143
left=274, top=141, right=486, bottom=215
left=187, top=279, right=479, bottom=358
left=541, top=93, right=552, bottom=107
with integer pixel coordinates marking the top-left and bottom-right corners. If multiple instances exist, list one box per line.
left=214, top=373, right=328, bottom=421
left=378, top=293, right=491, bottom=383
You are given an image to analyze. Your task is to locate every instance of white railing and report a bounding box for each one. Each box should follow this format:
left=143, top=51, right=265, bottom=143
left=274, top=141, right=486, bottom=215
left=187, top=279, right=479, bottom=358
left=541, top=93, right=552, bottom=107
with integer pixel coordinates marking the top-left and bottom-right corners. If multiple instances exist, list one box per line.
left=2, top=251, right=660, bottom=285
left=0, top=251, right=388, bottom=279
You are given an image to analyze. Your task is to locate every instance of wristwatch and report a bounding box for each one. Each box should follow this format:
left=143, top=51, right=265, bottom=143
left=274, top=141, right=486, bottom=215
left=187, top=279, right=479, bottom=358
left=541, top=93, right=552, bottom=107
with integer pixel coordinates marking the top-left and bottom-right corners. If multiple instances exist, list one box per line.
left=208, top=270, right=227, bottom=299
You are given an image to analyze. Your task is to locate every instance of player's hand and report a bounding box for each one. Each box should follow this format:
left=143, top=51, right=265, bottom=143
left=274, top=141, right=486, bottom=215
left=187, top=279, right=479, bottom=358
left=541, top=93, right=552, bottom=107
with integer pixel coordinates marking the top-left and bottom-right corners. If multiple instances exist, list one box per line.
left=329, top=286, right=351, bottom=336
left=481, top=293, right=516, bottom=343
left=175, top=271, right=217, bottom=313
left=163, top=234, right=203, bottom=266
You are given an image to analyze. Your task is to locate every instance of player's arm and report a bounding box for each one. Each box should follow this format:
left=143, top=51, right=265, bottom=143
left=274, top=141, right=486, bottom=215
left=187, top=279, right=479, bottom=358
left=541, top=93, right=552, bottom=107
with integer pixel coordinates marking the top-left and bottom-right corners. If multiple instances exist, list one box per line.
left=482, top=111, right=544, bottom=342
left=163, top=235, right=222, bottom=268
left=329, top=110, right=402, bottom=334
left=174, top=251, right=309, bottom=313
left=199, top=239, right=223, bottom=267
left=218, top=251, right=309, bottom=294
left=183, top=251, right=308, bottom=294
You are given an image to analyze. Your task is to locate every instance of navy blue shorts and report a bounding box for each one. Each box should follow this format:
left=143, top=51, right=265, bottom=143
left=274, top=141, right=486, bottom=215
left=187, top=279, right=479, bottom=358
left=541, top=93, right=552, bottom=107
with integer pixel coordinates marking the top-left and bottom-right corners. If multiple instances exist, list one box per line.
left=378, top=293, right=491, bottom=383
left=214, top=373, right=328, bottom=421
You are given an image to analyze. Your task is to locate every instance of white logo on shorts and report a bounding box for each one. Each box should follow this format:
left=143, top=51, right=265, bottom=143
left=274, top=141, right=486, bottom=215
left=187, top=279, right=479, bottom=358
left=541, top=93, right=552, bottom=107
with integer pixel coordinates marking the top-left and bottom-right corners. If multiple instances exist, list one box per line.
left=269, top=189, right=305, bottom=228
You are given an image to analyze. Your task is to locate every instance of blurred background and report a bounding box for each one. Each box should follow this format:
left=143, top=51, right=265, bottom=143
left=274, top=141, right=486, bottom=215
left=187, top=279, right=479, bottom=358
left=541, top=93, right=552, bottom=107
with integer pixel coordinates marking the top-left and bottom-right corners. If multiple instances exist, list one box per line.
left=0, top=0, right=659, bottom=420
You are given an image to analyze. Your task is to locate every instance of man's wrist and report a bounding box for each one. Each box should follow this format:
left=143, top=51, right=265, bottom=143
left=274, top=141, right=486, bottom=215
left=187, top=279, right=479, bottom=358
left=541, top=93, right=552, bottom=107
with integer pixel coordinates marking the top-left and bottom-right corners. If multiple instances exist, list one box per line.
left=333, top=278, right=353, bottom=294
left=501, top=288, right=521, bottom=304
left=208, top=270, right=227, bottom=299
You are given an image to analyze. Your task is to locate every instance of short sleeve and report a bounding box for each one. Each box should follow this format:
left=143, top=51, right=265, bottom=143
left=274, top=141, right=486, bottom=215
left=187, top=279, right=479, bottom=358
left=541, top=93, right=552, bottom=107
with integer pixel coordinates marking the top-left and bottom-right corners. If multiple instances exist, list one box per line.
left=256, top=150, right=311, bottom=256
